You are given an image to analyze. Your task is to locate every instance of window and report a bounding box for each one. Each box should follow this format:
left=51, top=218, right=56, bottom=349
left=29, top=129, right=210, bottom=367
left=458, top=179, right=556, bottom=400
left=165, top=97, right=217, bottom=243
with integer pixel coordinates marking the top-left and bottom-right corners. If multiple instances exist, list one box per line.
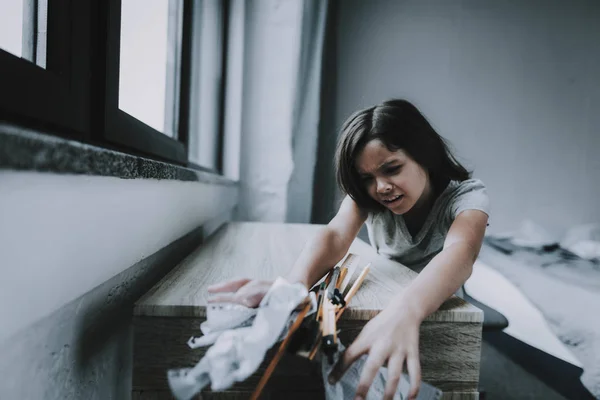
left=0, top=0, right=231, bottom=171
left=118, top=0, right=179, bottom=137
left=0, top=0, right=90, bottom=135
left=103, top=0, right=187, bottom=164
left=0, top=0, right=47, bottom=68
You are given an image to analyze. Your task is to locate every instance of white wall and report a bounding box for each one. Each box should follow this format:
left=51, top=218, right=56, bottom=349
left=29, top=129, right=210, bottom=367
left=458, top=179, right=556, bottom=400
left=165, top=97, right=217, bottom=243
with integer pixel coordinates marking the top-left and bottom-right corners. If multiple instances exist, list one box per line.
left=0, top=223, right=206, bottom=399
left=321, top=0, right=600, bottom=236
left=0, top=171, right=237, bottom=343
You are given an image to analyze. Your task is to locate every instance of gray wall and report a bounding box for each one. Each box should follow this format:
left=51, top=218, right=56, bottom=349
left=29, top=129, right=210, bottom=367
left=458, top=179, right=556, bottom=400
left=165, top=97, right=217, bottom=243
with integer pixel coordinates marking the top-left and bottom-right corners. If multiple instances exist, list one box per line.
left=0, top=128, right=238, bottom=399
left=1, top=171, right=237, bottom=344
left=0, top=226, right=206, bottom=399
left=313, top=0, right=600, bottom=237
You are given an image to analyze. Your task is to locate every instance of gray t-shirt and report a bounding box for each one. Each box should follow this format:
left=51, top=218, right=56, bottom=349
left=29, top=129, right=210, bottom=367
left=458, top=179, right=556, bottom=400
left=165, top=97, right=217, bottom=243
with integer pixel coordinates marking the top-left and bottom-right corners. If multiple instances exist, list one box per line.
left=365, top=179, right=490, bottom=273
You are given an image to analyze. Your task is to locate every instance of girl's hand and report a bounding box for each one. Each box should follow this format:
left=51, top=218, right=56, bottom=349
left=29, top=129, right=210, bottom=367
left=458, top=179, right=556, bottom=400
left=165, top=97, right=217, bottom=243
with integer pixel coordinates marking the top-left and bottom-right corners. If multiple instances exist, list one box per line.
left=328, top=302, right=422, bottom=400
left=207, top=279, right=273, bottom=308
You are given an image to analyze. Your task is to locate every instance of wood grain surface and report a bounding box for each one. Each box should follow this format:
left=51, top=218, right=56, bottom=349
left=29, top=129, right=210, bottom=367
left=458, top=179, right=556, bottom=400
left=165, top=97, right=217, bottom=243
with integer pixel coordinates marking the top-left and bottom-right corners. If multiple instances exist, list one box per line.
left=133, top=317, right=481, bottom=394
left=133, top=222, right=482, bottom=399
left=134, top=222, right=482, bottom=323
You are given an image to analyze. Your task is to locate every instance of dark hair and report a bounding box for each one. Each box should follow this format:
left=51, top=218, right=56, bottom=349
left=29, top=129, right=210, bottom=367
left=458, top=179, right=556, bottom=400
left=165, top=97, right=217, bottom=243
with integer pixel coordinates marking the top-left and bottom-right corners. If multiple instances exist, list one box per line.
left=335, top=99, right=471, bottom=213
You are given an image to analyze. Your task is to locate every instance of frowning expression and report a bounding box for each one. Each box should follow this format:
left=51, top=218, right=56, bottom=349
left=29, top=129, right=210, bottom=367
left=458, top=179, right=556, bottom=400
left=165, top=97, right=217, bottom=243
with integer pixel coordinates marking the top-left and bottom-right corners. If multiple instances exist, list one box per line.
left=356, top=139, right=431, bottom=215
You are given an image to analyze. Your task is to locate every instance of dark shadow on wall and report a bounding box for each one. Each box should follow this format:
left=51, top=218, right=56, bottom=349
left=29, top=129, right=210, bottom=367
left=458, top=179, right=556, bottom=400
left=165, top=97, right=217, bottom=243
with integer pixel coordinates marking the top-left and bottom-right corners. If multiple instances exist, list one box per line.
left=309, top=0, right=370, bottom=246
left=0, top=225, right=206, bottom=399
left=311, top=0, right=340, bottom=225
left=74, top=225, right=207, bottom=397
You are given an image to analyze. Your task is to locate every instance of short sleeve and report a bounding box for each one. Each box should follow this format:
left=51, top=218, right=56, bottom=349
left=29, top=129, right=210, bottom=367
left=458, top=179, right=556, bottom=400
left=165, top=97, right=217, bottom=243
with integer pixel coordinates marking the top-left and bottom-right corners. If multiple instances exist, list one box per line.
left=449, top=179, right=491, bottom=219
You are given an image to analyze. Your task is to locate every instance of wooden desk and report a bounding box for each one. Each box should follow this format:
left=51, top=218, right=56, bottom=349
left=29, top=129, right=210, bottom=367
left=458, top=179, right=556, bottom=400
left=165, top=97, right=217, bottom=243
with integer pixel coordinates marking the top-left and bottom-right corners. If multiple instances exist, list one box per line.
left=133, top=222, right=482, bottom=399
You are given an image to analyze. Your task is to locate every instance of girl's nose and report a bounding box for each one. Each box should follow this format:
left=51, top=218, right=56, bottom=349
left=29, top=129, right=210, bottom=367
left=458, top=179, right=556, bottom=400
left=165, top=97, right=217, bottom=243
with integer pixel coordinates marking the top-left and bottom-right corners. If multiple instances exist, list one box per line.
left=376, top=178, right=392, bottom=193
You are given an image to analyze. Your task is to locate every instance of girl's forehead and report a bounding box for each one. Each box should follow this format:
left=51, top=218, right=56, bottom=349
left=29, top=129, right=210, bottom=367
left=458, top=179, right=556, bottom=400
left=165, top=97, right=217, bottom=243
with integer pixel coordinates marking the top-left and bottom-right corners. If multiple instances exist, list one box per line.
left=355, top=140, right=408, bottom=173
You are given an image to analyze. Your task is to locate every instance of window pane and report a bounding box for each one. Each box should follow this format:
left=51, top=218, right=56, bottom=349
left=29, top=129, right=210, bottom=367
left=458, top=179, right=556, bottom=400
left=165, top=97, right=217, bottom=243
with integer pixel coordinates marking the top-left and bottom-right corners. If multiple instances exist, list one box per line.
left=0, top=0, right=47, bottom=68
left=119, top=0, right=182, bottom=137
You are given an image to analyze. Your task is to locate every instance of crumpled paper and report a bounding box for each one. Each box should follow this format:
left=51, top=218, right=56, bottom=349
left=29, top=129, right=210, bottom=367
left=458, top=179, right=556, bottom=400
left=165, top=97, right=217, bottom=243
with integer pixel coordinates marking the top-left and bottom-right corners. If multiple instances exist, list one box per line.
left=167, top=277, right=313, bottom=400
left=322, top=343, right=442, bottom=400
left=167, top=277, right=442, bottom=400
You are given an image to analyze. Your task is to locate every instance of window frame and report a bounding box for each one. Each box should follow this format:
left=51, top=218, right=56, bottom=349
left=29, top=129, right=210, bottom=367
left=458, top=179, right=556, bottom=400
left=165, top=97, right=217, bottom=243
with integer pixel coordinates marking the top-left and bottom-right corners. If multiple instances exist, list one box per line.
left=101, top=0, right=187, bottom=165
left=0, top=0, right=231, bottom=170
left=0, top=0, right=91, bottom=137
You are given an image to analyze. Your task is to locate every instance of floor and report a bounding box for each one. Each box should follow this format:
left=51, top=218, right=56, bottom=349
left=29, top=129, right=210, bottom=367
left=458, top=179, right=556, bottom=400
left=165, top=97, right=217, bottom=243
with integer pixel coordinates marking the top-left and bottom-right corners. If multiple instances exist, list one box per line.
left=465, top=260, right=581, bottom=366
left=479, top=331, right=594, bottom=400
left=466, top=260, right=595, bottom=399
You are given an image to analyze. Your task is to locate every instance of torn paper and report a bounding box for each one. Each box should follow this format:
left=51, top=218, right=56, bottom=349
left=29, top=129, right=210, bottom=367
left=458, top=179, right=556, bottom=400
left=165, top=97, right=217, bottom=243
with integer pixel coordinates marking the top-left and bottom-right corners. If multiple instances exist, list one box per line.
left=167, top=277, right=314, bottom=400
left=322, top=343, right=443, bottom=400
left=167, top=276, right=442, bottom=400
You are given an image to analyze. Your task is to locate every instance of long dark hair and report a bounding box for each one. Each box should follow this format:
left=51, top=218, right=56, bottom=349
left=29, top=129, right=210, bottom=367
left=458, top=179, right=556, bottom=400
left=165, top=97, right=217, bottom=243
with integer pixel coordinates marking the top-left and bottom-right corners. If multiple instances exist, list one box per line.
left=335, top=99, right=471, bottom=213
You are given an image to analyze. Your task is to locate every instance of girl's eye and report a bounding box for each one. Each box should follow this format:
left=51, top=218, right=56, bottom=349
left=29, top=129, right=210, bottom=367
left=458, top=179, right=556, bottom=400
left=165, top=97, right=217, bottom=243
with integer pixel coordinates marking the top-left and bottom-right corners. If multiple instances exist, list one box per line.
left=385, top=166, right=401, bottom=174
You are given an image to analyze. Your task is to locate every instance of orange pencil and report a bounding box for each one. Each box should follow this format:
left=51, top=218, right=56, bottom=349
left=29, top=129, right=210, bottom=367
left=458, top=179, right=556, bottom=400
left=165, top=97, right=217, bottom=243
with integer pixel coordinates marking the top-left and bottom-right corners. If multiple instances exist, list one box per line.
left=336, top=263, right=371, bottom=321
left=337, top=267, right=348, bottom=289
left=250, top=300, right=312, bottom=400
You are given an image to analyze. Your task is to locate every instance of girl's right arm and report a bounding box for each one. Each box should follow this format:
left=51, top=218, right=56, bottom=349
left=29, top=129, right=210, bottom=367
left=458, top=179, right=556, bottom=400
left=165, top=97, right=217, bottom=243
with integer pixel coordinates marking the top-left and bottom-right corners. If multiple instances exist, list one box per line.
left=285, top=195, right=367, bottom=289
left=207, top=196, right=367, bottom=306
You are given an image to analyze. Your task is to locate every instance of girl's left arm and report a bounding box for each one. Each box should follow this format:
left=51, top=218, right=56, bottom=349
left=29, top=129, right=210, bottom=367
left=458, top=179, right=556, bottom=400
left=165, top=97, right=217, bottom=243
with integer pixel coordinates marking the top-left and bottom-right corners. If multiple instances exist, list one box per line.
left=403, top=208, right=489, bottom=320
left=329, top=209, right=489, bottom=400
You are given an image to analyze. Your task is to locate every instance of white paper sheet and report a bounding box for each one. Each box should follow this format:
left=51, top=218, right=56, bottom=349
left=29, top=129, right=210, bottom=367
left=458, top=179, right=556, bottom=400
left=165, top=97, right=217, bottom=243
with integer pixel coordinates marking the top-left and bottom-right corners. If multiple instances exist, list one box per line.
left=167, top=277, right=312, bottom=400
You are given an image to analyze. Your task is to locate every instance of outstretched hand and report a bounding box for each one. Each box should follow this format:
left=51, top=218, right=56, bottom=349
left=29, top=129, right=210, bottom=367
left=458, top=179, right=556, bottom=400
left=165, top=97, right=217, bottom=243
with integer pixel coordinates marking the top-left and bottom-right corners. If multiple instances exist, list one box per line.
left=207, top=278, right=273, bottom=308
left=328, top=303, right=422, bottom=400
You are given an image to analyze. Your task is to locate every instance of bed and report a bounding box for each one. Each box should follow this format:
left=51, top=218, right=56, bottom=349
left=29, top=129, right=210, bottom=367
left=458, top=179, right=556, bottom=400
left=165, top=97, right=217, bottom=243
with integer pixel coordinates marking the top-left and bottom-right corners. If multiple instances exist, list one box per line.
left=464, top=239, right=600, bottom=398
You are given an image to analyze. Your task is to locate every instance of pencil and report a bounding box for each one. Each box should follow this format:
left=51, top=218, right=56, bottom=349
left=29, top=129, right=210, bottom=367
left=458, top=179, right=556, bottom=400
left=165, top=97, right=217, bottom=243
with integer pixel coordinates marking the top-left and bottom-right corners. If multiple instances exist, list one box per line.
left=307, top=336, right=321, bottom=360
left=336, top=263, right=371, bottom=321
left=323, top=267, right=334, bottom=287
left=315, top=281, right=326, bottom=322
left=250, top=300, right=312, bottom=400
left=337, top=267, right=348, bottom=289
left=321, top=298, right=337, bottom=364
left=339, top=254, right=360, bottom=296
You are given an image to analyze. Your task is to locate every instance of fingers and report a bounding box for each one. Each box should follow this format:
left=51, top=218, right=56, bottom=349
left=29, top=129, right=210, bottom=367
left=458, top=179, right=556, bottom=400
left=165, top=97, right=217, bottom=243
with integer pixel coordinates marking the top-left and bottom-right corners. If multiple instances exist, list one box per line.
left=383, top=353, right=405, bottom=400
left=328, top=338, right=368, bottom=384
left=207, top=292, right=261, bottom=308
left=354, top=351, right=387, bottom=400
left=206, top=293, right=238, bottom=304
left=406, top=351, right=421, bottom=400
left=207, top=278, right=251, bottom=293
left=244, top=291, right=266, bottom=308
left=207, top=279, right=270, bottom=308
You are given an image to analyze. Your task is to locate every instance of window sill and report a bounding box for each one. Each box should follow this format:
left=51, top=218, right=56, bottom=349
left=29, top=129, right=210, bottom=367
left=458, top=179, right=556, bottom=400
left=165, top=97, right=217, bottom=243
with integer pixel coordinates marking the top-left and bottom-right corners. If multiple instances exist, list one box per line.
left=0, top=122, right=237, bottom=186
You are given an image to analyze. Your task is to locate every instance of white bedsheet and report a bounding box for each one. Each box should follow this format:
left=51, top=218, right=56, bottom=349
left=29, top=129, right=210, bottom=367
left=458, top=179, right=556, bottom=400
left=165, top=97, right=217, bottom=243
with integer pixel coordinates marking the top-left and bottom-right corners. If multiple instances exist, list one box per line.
left=465, top=260, right=582, bottom=367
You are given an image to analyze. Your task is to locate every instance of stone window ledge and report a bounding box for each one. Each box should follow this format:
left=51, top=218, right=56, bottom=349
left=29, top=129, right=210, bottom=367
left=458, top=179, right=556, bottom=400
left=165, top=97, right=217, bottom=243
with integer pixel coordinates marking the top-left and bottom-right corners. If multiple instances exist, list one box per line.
left=0, top=123, right=237, bottom=186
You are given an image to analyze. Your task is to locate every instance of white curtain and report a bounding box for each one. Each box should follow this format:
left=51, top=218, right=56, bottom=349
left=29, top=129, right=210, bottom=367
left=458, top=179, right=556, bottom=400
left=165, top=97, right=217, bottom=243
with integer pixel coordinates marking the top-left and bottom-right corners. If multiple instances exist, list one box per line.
left=286, top=0, right=329, bottom=223
left=230, top=0, right=329, bottom=223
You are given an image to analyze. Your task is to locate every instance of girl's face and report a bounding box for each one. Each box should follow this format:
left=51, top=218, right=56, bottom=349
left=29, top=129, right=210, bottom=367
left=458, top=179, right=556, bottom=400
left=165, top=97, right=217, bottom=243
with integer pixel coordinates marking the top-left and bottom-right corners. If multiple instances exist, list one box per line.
left=356, top=139, right=432, bottom=215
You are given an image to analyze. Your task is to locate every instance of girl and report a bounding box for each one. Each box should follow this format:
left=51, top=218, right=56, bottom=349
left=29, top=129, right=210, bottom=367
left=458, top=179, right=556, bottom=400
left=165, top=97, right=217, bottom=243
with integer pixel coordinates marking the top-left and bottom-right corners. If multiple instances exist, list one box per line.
left=208, top=99, right=490, bottom=400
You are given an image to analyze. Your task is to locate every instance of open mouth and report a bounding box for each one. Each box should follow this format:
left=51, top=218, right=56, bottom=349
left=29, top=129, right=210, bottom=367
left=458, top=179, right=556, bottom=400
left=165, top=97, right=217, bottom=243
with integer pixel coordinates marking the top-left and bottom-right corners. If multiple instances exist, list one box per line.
left=382, top=194, right=403, bottom=206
